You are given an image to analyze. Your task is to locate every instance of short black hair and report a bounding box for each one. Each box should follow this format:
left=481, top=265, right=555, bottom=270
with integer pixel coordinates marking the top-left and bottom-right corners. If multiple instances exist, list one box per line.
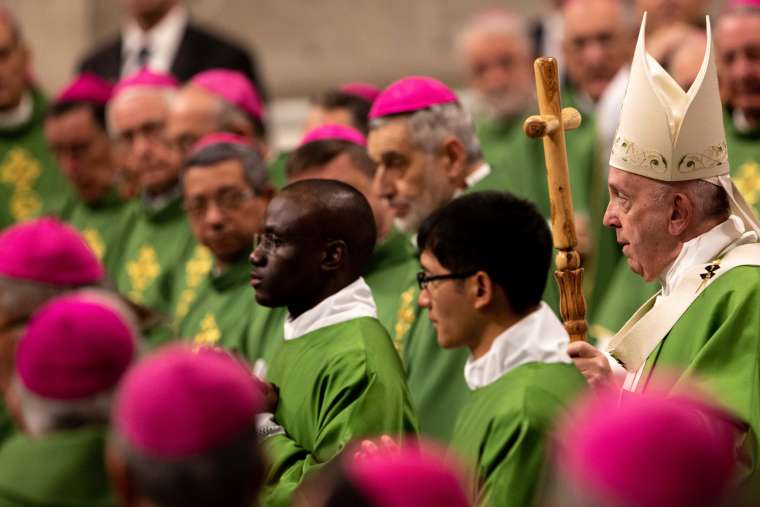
left=46, top=101, right=107, bottom=130
left=311, top=90, right=373, bottom=135
left=286, top=139, right=375, bottom=180
left=281, top=179, right=377, bottom=274
left=417, top=191, right=552, bottom=315
left=182, top=142, right=270, bottom=195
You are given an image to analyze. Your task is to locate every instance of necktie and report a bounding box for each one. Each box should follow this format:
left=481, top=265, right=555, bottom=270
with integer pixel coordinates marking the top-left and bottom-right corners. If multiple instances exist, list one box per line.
left=137, top=46, right=150, bottom=67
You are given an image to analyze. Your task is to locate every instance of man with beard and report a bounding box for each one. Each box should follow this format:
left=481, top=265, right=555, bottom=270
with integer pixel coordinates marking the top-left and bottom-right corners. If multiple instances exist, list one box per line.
left=174, top=133, right=282, bottom=362
left=107, top=68, right=195, bottom=318
left=0, top=8, right=74, bottom=228
left=45, top=74, right=135, bottom=276
left=717, top=2, right=760, bottom=217
left=249, top=179, right=417, bottom=507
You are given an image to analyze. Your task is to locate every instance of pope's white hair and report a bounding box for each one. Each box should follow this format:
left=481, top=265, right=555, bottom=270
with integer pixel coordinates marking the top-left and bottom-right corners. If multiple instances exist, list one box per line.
left=370, top=103, right=482, bottom=164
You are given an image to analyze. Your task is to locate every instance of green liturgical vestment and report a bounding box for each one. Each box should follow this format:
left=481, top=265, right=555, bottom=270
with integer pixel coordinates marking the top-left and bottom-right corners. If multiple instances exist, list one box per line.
left=725, top=111, right=760, bottom=216
left=263, top=316, right=418, bottom=507
left=451, top=363, right=586, bottom=507
left=63, top=189, right=136, bottom=278
left=175, top=255, right=285, bottom=362
left=113, top=194, right=196, bottom=316
left=0, top=89, right=74, bottom=229
left=634, top=265, right=760, bottom=483
left=0, top=427, right=115, bottom=507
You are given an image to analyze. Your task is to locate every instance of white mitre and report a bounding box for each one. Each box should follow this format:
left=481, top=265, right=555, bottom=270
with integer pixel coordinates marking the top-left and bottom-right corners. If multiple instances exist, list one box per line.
left=609, top=13, right=760, bottom=234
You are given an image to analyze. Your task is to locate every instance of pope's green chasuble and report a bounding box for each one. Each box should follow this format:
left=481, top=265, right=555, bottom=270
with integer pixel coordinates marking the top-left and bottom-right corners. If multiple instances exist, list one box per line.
left=451, top=362, right=586, bottom=507
left=0, top=427, right=115, bottom=507
left=64, top=189, right=135, bottom=278
left=113, top=194, right=196, bottom=316
left=0, top=89, right=75, bottom=229
left=263, top=316, right=418, bottom=507
left=634, top=265, right=760, bottom=484
left=175, top=255, right=284, bottom=362
left=363, top=227, right=420, bottom=337
left=725, top=110, right=760, bottom=216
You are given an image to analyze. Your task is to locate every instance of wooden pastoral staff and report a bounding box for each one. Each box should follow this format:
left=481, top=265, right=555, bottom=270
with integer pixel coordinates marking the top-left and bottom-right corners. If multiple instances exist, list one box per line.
left=523, top=57, right=587, bottom=342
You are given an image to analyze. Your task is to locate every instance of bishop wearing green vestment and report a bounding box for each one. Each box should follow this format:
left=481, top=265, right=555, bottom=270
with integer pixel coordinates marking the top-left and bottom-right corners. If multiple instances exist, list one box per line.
left=250, top=180, right=418, bottom=507
left=572, top=13, right=760, bottom=487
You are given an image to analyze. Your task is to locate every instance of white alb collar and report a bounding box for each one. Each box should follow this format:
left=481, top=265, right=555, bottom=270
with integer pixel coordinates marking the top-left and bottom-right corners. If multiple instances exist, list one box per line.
left=122, top=4, right=188, bottom=75
left=463, top=302, right=571, bottom=390
left=658, top=215, right=755, bottom=296
left=465, top=162, right=491, bottom=189
left=0, top=92, right=32, bottom=129
left=283, top=277, right=378, bottom=341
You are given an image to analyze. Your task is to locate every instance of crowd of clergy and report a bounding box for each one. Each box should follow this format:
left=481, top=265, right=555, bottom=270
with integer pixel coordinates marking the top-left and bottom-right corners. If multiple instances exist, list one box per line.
left=1, top=0, right=760, bottom=505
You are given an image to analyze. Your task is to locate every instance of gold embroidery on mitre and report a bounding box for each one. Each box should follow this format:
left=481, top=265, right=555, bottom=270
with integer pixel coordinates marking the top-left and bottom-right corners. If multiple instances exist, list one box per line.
left=393, top=287, right=417, bottom=356
left=677, top=142, right=728, bottom=173
left=611, top=136, right=668, bottom=173
left=735, top=161, right=760, bottom=206
left=0, top=148, right=42, bottom=221
left=126, top=245, right=161, bottom=303
left=174, top=246, right=213, bottom=319
left=82, top=228, right=105, bottom=260
left=193, top=312, right=221, bottom=347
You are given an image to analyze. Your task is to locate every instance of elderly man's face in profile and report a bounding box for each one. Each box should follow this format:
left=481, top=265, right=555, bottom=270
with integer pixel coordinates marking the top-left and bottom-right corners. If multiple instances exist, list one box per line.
left=368, top=118, right=455, bottom=235
left=603, top=167, right=679, bottom=282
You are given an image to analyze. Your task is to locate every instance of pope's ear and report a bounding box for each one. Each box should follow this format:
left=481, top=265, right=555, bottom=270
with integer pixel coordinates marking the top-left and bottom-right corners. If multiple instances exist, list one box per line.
left=472, top=271, right=494, bottom=310
left=669, top=191, right=692, bottom=236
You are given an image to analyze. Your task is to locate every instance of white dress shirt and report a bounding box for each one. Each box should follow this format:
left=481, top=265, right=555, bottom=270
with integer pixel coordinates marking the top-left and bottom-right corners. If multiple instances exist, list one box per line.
left=121, top=4, right=188, bottom=77
left=464, top=302, right=571, bottom=390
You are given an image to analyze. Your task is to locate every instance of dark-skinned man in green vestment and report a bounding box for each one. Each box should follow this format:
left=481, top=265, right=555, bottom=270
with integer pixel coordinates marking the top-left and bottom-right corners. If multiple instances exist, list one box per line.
left=173, top=133, right=283, bottom=362
left=417, top=191, right=586, bottom=507
left=0, top=294, right=138, bottom=507
left=286, top=124, right=419, bottom=347
left=108, top=68, right=196, bottom=318
left=250, top=179, right=417, bottom=507
left=368, top=75, right=553, bottom=442
left=570, top=13, right=760, bottom=489
left=45, top=73, right=135, bottom=277
left=0, top=9, right=74, bottom=229
left=107, top=346, right=266, bottom=507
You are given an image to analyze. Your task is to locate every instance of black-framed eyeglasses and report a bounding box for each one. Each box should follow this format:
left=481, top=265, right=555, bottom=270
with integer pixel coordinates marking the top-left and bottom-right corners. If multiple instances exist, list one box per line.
left=416, top=271, right=476, bottom=290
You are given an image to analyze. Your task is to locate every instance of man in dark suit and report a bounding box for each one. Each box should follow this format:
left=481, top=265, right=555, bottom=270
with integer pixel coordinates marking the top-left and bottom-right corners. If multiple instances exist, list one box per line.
left=77, top=0, right=267, bottom=101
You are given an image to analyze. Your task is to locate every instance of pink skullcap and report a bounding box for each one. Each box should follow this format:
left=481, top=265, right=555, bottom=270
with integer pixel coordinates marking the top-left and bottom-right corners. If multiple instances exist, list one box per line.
left=300, top=124, right=366, bottom=147
left=56, top=73, right=114, bottom=105
left=340, top=82, right=381, bottom=103
left=16, top=296, right=136, bottom=400
left=346, top=445, right=471, bottom=507
left=191, top=69, right=265, bottom=120
left=114, top=345, right=262, bottom=458
left=189, top=132, right=253, bottom=156
left=0, top=217, right=104, bottom=286
left=113, top=67, right=178, bottom=99
left=556, top=389, right=736, bottom=507
left=369, top=76, right=458, bottom=119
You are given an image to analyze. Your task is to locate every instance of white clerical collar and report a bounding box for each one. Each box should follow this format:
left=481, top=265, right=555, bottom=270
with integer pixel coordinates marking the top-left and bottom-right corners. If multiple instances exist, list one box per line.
left=465, top=162, right=491, bottom=189
left=463, top=302, right=571, bottom=390
left=283, top=277, right=378, bottom=341
left=658, top=215, right=752, bottom=296
left=733, top=108, right=757, bottom=134
left=121, top=4, right=188, bottom=76
left=0, top=92, right=32, bottom=129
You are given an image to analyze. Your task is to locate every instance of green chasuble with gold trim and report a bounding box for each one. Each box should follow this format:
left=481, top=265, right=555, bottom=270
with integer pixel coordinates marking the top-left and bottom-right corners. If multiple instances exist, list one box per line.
left=0, top=89, right=74, bottom=229
left=634, top=266, right=760, bottom=484
left=451, top=363, right=586, bottom=507
left=175, top=255, right=285, bottom=362
left=113, top=194, right=196, bottom=317
left=363, top=227, right=420, bottom=338
left=64, top=189, right=136, bottom=278
left=263, top=317, right=418, bottom=507
left=0, top=427, right=115, bottom=507
left=725, top=110, right=760, bottom=214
